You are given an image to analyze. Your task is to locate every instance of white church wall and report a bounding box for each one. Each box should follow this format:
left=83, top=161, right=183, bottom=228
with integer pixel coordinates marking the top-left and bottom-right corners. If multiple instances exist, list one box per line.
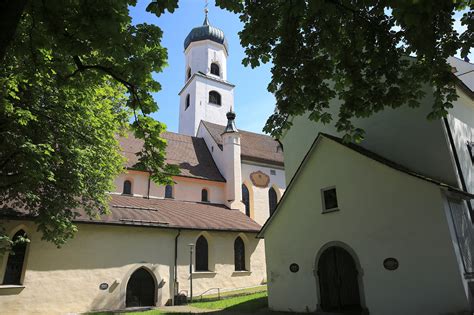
left=113, top=171, right=225, bottom=204
left=185, top=41, right=228, bottom=80
left=447, top=87, right=474, bottom=201
left=241, top=162, right=285, bottom=225
left=0, top=221, right=267, bottom=315
left=282, top=85, right=459, bottom=188
left=0, top=222, right=175, bottom=315
left=175, top=230, right=266, bottom=299
left=264, top=137, right=470, bottom=314
left=178, top=80, right=197, bottom=136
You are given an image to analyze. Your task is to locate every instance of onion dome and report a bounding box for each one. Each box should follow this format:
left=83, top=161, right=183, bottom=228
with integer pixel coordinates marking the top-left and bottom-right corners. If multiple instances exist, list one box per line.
left=184, top=13, right=228, bottom=51
left=222, top=110, right=238, bottom=134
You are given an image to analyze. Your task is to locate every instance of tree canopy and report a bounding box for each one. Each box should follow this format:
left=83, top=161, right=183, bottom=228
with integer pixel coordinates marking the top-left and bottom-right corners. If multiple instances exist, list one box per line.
left=215, top=0, right=473, bottom=141
left=0, top=0, right=179, bottom=247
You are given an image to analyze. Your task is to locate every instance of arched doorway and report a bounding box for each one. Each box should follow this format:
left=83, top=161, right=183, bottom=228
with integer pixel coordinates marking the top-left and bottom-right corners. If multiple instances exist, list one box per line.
left=317, top=246, right=362, bottom=313
left=126, top=268, right=156, bottom=307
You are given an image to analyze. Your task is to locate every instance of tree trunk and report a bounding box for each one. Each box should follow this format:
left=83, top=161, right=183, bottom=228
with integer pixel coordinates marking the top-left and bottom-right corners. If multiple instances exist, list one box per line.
left=0, top=0, right=28, bottom=62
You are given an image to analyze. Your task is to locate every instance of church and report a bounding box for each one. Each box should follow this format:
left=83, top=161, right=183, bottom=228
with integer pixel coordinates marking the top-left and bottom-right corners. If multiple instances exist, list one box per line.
left=0, top=15, right=285, bottom=314
left=259, top=56, right=474, bottom=315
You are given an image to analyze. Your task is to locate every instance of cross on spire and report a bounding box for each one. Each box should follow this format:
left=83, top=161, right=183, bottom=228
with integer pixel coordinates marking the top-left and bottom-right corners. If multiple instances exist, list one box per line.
left=203, top=0, right=209, bottom=25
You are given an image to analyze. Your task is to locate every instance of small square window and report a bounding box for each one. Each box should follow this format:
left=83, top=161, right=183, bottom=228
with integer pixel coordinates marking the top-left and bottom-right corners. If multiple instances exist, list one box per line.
left=322, top=187, right=339, bottom=213
left=270, top=169, right=276, bottom=175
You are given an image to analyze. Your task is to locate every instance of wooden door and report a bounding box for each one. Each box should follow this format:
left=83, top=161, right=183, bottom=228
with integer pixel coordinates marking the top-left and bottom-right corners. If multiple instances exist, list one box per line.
left=318, top=246, right=361, bottom=313
left=126, top=268, right=156, bottom=307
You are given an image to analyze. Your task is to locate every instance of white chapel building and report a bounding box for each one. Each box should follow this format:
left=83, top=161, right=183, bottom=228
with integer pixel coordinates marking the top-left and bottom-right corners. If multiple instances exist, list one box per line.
left=0, top=15, right=285, bottom=314
left=259, top=57, right=474, bottom=315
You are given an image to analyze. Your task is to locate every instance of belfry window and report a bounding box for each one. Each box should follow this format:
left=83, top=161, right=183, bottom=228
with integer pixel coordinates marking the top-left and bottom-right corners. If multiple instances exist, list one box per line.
left=210, top=63, right=220, bottom=76
left=165, top=185, right=173, bottom=199
left=268, top=187, right=277, bottom=216
left=209, top=91, right=221, bottom=105
left=242, top=184, right=250, bottom=217
left=201, top=189, right=209, bottom=202
left=185, top=94, right=190, bottom=110
left=234, top=236, right=246, bottom=271
left=3, top=230, right=28, bottom=285
left=195, top=235, right=209, bottom=271
left=123, top=180, right=132, bottom=195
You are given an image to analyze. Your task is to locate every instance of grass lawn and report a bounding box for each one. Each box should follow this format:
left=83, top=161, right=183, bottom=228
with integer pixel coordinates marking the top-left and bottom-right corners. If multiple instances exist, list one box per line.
left=88, top=290, right=296, bottom=314
left=191, top=290, right=268, bottom=311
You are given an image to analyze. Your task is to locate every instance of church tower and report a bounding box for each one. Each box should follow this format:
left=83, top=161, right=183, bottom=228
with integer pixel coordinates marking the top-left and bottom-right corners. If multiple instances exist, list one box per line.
left=178, top=11, right=235, bottom=136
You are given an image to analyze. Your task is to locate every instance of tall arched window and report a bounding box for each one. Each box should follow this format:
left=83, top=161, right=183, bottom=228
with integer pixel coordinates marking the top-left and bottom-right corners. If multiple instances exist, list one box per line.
left=269, top=187, right=278, bottom=216
left=201, top=189, right=209, bottom=202
left=195, top=235, right=209, bottom=271
left=234, top=236, right=246, bottom=271
left=3, top=230, right=28, bottom=285
left=242, top=184, right=250, bottom=217
left=209, top=91, right=221, bottom=105
left=187, top=67, right=191, bottom=80
left=210, top=63, right=220, bottom=76
left=165, top=185, right=173, bottom=199
left=123, top=180, right=132, bottom=195
left=185, top=94, right=190, bottom=110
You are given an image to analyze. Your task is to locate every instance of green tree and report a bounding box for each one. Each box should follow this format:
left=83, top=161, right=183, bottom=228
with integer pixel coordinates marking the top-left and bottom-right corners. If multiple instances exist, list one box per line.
left=0, top=0, right=179, bottom=247
left=216, top=0, right=473, bottom=141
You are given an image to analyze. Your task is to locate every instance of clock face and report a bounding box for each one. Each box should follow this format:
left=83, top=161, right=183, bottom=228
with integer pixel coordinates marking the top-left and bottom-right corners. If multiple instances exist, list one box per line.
left=250, top=171, right=270, bottom=188
left=383, top=258, right=399, bottom=271
left=289, top=263, right=299, bottom=273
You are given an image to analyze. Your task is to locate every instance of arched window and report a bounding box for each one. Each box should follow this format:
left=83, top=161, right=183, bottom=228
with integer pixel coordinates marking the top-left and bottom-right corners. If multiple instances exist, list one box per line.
left=210, top=63, right=220, bottom=76
left=187, top=67, right=191, bottom=80
left=269, top=187, right=278, bottom=216
left=3, top=230, right=28, bottom=285
left=165, top=185, right=173, bottom=199
left=234, top=236, right=246, bottom=271
left=242, top=184, right=250, bottom=217
left=195, top=235, right=209, bottom=271
left=201, top=189, right=209, bottom=202
left=209, top=91, right=221, bottom=105
left=185, top=94, right=190, bottom=110
left=123, top=180, right=132, bottom=195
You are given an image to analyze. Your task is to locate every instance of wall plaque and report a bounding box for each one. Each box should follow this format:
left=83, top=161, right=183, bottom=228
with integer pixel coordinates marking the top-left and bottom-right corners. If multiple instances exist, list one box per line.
left=383, top=258, right=399, bottom=271
left=289, top=263, right=299, bottom=273
left=99, top=283, right=109, bottom=290
left=250, top=171, right=270, bottom=188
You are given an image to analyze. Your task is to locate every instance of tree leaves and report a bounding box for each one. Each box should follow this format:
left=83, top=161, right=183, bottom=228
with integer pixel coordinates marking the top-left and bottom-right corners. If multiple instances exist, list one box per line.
left=219, top=0, right=472, bottom=141
left=0, top=0, right=178, bottom=247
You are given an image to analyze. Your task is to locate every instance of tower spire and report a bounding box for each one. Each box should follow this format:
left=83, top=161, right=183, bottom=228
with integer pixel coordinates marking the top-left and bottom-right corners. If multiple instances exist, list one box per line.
left=203, top=0, right=209, bottom=25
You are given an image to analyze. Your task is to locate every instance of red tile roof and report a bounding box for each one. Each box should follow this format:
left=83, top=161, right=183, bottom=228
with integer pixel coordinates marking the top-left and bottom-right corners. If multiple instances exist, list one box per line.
left=201, top=121, right=284, bottom=166
left=74, top=194, right=261, bottom=232
left=120, top=132, right=225, bottom=182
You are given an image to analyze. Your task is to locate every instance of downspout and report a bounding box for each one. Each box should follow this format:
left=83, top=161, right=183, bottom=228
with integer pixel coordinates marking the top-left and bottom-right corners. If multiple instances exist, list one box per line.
left=443, top=117, right=473, bottom=219
left=173, top=229, right=181, bottom=305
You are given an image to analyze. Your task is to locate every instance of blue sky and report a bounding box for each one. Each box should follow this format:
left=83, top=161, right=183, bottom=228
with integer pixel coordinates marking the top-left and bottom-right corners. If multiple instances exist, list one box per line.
left=130, top=0, right=275, bottom=134
left=129, top=1, right=473, bottom=134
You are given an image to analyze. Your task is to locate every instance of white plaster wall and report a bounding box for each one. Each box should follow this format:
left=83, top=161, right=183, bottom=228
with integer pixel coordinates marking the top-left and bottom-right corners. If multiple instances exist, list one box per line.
left=113, top=170, right=150, bottom=197
left=179, top=76, right=233, bottom=137
left=264, top=138, right=470, bottom=314
left=150, top=176, right=225, bottom=204
left=174, top=230, right=266, bottom=299
left=241, top=163, right=285, bottom=225
left=447, top=87, right=474, bottom=208
left=113, top=171, right=225, bottom=204
left=0, top=222, right=174, bottom=315
left=178, top=80, right=197, bottom=136
left=282, top=85, right=459, bottom=187
left=0, top=222, right=266, bottom=315
left=185, top=41, right=228, bottom=80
